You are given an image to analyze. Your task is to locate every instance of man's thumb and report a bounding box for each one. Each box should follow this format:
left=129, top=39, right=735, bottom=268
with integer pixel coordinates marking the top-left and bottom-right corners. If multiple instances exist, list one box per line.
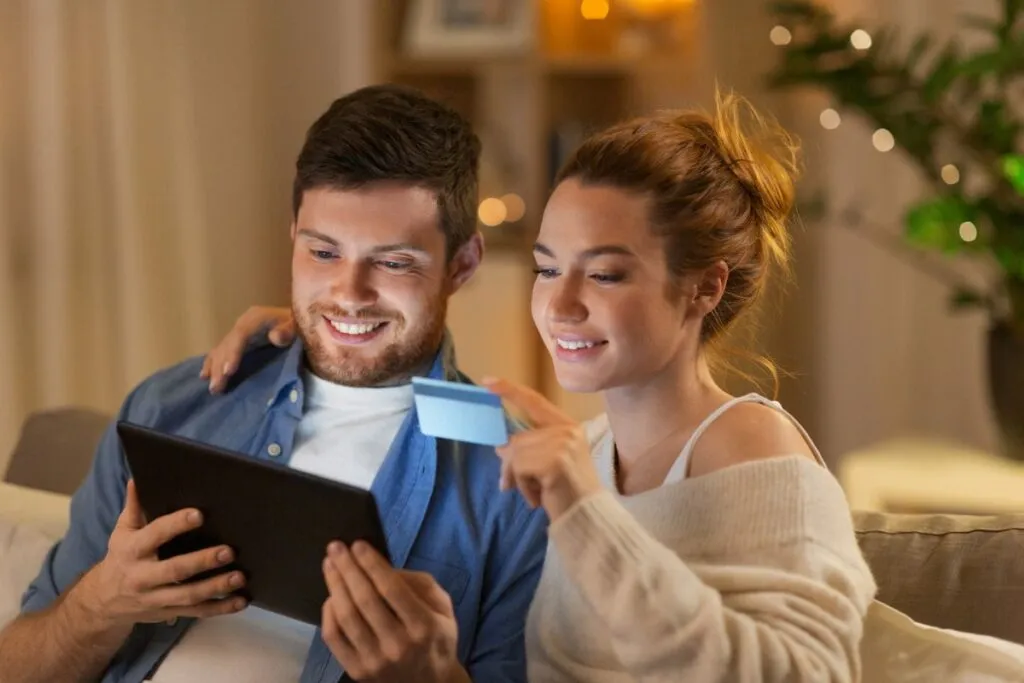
left=117, top=479, right=146, bottom=530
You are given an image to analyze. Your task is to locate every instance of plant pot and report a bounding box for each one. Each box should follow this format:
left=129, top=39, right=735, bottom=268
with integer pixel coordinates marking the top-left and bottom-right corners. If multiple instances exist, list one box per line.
left=988, top=322, right=1024, bottom=461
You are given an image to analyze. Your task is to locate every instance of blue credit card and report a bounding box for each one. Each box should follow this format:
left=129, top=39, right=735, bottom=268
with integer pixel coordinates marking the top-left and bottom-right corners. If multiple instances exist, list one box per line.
left=411, top=377, right=509, bottom=447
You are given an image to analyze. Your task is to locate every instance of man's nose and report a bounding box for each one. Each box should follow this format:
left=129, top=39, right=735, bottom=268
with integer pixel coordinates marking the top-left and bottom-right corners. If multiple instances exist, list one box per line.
left=329, top=261, right=377, bottom=310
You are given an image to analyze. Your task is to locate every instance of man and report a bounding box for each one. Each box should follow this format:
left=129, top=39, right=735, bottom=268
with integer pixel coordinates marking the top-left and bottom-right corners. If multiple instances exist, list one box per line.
left=0, top=84, right=548, bottom=683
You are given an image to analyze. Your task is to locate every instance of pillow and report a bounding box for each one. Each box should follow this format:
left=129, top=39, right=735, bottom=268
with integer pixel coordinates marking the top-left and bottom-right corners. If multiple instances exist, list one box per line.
left=862, top=601, right=1024, bottom=682
left=0, top=519, right=59, bottom=628
left=0, top=482, right=71, bottom=628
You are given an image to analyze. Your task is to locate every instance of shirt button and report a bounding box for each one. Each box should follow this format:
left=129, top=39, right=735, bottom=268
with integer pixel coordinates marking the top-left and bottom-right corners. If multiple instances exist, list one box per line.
left=267, top=443, right=282, bottom=457
left=289, top=389, right=299, bottom=403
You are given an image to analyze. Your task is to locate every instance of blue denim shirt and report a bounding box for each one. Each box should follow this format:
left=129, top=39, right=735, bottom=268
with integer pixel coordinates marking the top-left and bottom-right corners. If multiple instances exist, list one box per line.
left=20, top=337, right=549, bottom=683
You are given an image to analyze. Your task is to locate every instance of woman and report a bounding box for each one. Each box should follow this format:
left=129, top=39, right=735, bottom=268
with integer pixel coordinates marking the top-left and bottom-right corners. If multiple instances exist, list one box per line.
left=201, top=92, right=877, bottom=682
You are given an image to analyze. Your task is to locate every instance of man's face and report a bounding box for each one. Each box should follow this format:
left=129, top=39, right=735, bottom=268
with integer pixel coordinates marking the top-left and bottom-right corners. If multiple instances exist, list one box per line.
left=290, top=183, right=480, bottom=386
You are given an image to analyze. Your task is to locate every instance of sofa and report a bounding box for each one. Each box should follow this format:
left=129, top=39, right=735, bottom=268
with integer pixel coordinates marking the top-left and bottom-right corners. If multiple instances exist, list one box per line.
left=4, top=408, right=1024, bottom=647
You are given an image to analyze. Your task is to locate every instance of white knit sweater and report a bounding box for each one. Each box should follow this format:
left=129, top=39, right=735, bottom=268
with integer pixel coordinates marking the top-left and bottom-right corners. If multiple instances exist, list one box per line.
left=524, top=414, right=878, bottom=683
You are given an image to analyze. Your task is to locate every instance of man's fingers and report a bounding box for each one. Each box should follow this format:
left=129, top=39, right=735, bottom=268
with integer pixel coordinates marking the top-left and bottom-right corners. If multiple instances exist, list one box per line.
left=350, top=542, right=433, bottom=630
left=321, top=600, right=363, bottom=678
left=131, top=507, right=203, bottom=559
left=397, top=570, right=452, bottom=616
left=155, top=595, right=247, bottom=621
left=323, top=552, right=379, bottom=655
left=327, top=543, right=402, bottom=639
left=144, top=545, right=235, bottom=588
left=117, top=480, right=147, bottom=532
left=480, top=377, right=569, bottom=428
left=147, top=569, right=245, bottom=609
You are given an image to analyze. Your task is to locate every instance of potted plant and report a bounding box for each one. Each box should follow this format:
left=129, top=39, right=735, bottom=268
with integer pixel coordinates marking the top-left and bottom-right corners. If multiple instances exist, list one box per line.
left=766, top=0, right=1024, bottom=459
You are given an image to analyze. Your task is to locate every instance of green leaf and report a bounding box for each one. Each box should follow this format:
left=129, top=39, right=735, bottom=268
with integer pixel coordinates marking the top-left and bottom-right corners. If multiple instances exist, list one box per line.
left=1003, top=155, right=1024, bottom=197
left=956, top=50, right=1005, bottom=77
left=975, top=101, right=1020, bottom=153
left=949, top=288, right=989, bottom=310
left=959, top=13, right=1003, bottom=34
left=905, top=34, right=933, bottom=71
left=769, top=0, right=827, bottom=19
left=904, top=196, right=978, bottom=253
left=922, top=43, right=961, bottom=102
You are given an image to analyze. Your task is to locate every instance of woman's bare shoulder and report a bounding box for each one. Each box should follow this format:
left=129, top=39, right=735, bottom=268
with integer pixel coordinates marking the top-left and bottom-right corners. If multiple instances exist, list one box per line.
left=689, top=401, right=818, bottom=478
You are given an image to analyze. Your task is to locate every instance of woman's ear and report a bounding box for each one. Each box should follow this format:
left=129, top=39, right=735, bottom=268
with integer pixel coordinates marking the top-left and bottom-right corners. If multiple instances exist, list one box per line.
left=692, top=260, right=728, bottom=316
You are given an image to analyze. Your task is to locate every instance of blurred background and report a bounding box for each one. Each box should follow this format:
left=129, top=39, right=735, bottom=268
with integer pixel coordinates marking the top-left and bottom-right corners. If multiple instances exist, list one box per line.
left=2, top=0, right=1022, bottom=513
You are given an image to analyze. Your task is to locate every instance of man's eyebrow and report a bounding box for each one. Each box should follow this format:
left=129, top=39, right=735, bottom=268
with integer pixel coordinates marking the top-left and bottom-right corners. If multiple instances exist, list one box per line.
left=296, top=228, right=338, bottom=246
left=295, top=233, right=430, bottom=257
left=369, top=243, right=431, bottom=256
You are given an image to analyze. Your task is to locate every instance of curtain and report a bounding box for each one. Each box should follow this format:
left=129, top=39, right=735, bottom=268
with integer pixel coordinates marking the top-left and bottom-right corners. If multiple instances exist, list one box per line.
left=0, top=0, right=375, bottom=472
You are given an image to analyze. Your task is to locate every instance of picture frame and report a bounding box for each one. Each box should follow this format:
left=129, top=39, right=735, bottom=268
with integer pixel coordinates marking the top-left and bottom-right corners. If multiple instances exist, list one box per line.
left=403, top=0, right=535, bottom=59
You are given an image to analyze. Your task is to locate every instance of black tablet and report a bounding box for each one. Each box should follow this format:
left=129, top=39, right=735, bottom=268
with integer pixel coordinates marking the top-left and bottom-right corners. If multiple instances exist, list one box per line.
left=116, top=421, right=390, bottom=625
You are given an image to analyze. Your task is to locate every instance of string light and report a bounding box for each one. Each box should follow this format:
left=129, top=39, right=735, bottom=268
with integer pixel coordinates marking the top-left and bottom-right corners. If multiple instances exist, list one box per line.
left=941, top=164, right=961, bottom=185
left=850, top=29, right=872, bottom=50
left=872, top=128, right=895, bottom=152
left=580, top=0, right=610, bottom=20
left=478, top=198, right=507, bottom=226
left=769, top=26, right=792, bottom=46
left=819, top=108, right=841, bottom=129
left=959, top=221, right=978, bottom=242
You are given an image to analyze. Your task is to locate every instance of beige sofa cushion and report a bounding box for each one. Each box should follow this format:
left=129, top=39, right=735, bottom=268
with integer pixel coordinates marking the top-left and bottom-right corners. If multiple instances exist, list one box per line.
left=855, top=510, right=1024, bottom=645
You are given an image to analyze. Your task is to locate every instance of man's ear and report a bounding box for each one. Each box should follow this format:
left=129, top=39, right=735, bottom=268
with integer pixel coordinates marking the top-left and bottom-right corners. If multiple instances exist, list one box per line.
left=447, top=232, right=484, bottom=294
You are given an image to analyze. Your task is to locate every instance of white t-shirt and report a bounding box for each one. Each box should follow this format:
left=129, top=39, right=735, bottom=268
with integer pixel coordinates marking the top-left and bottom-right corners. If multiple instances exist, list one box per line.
left=147, top=372, right=413, bottom=682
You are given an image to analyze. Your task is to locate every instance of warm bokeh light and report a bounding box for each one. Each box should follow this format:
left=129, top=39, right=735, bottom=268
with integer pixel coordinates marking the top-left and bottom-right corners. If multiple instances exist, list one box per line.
left=872, top=128, right=895, bottom=152
left=501, top=193, right=526, bottom=222
left=959, top=221, right=978, bottom=242
left=819, top=108, right=841, bottom=130
left=478, top=197, right=507, bottom=226
left=942, top=164, right=961, bottom=185
left=850, top=29, right=872, bottom=50
left=580, top=0, right=610, bottom=20
left=769, top=25, right=792, bottom=46
left=618, top=0, right=693, bottom=19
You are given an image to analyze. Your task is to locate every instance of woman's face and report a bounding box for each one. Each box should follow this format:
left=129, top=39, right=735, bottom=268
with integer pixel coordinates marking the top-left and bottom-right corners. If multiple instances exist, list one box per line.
left=532, top=178, right=700, bottom=393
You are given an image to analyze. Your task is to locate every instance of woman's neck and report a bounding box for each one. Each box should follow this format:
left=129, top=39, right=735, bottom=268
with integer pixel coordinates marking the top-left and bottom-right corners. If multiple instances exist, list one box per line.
left=603, top=352, right=729, bottom=483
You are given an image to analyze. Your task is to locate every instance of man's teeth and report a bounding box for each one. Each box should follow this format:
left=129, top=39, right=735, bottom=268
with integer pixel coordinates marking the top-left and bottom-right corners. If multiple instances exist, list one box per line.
left=330, top=321, right=384, bottom=335
left=556, top=339, right=598, bottom=350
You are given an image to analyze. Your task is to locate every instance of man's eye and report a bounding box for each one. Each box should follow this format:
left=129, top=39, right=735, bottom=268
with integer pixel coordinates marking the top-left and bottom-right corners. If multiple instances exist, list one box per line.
left=379, top=260, right=410, bottom=270
left=311, top=249, right=336, bottom=261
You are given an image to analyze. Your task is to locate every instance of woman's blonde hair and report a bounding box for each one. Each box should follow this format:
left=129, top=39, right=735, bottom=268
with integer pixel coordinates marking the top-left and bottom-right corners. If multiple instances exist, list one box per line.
left=556, top=89, right=801, bottom=396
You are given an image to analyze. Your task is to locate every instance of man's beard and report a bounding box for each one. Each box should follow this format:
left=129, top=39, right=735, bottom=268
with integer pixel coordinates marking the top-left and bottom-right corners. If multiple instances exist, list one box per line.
left=294, top=298, right=447, bottom=387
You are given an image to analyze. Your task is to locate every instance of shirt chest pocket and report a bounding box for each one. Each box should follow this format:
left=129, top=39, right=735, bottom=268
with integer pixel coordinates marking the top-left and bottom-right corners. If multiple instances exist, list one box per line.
left=404, top=554, right=470, bottom=607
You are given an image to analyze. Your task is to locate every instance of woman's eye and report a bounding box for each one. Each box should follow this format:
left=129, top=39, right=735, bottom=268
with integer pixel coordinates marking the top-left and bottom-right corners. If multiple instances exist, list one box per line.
left=532, top=267, right=557, bottom=279
left=591, top=272, right=624, bottom=284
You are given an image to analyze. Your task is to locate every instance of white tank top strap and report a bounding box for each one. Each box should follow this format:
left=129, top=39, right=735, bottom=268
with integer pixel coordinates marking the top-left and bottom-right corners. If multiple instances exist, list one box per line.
left=663, top=393, right=827, bottom=486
